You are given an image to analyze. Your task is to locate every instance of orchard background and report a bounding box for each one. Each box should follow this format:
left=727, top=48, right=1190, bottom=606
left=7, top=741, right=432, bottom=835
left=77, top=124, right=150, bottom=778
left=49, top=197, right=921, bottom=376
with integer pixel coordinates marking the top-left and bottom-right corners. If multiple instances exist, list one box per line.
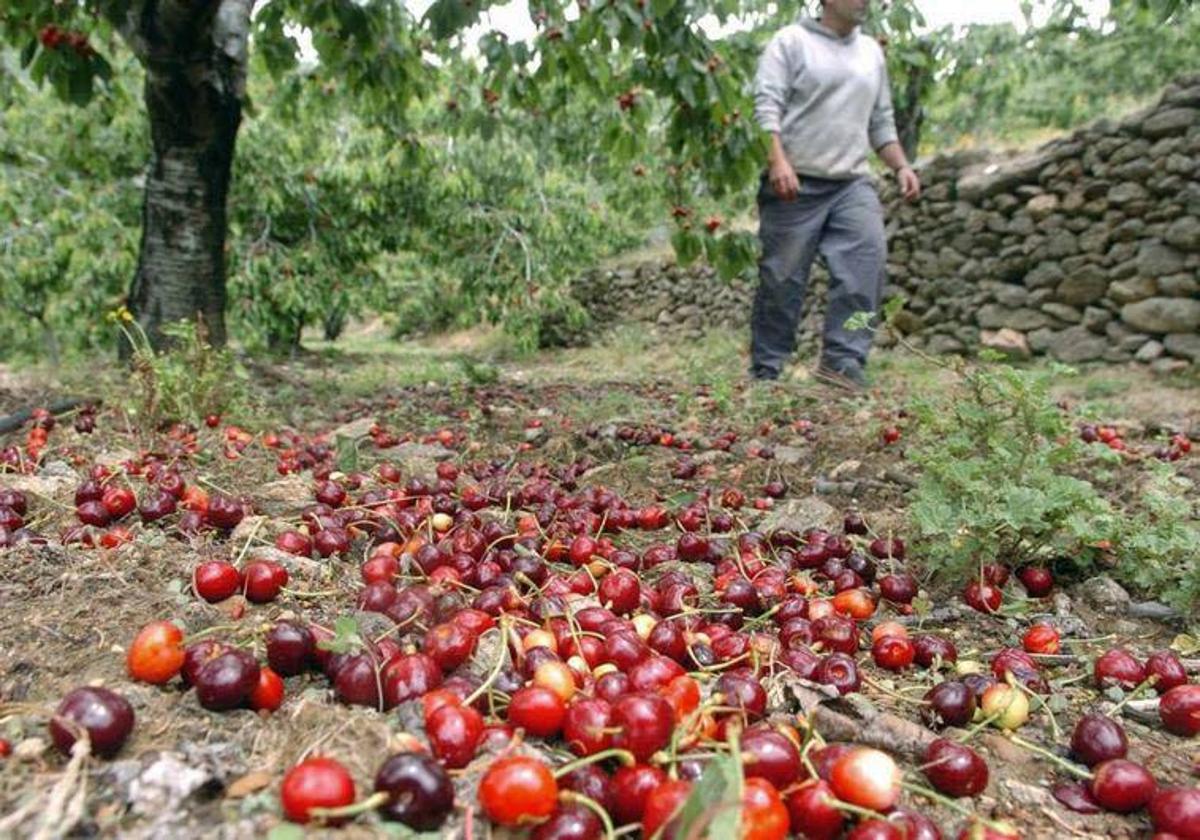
left=1, top=1, right=1200, bottom=839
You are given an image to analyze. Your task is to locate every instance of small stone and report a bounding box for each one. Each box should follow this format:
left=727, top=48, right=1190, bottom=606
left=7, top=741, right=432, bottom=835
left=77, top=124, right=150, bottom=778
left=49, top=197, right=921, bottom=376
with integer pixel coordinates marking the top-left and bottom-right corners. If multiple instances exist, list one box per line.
left=1076, top=575, right=1131, bottom=615
left=1026, top=193, right=1060, bottom=219
left=1108, top=276, right=1158, bottom=304
left=927, top=334, right=967, bottom=355
left=980, top=328, right=1032, bottom=360
left=1136, top=241, right=1187, bottom=277
left=1083, top=306, right=1113, bottom=332
left=1165, top=216, right=1200, bottom=251
left=759, top=496, right=839, bottom=534
left=1142, top=107, right=1200, bottom=138
left=1040, top=303, right=1082, bottom=323
left=1047, top=326, right=1107, bottom=363
left=1164, top=333, right=1200, bottom=362
left=1134, top=340, right=1165, bottom=362
left=1108, top=182, right=1149, bottom=205
left=976, top=304, right=1051, bottom=331
left=1122, top=297, right=1200, bottom=333
left=1055, top=265, right=1109, bottom=305
left=1151, top=357, right=1191, bottom=375
left=1159, top=274, right=1199, bottom=297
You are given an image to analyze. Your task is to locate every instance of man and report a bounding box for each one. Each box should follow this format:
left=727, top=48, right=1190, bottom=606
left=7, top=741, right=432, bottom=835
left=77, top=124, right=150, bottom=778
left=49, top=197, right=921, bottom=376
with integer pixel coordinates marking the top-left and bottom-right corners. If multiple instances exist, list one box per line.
left=750, top=0, right=921, bottom=388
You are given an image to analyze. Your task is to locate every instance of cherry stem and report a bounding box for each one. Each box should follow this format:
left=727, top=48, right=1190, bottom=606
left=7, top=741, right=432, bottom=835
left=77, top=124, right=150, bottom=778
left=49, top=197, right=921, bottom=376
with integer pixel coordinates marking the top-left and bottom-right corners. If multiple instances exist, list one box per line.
left=553, top=748, right=637, bottom=778
left=463, top=619, right=513, bottom=708
left=560, top=791, right=617, bottom=839
left=1105, top=676, right=1158, bottom=718
left=827, top=797, right=888, bottom=822
left=307, top=790, right=389, bottom=822
left=901, top=780, right=1012, bottom=832
left=1006, top=734, right=1093, bottom=780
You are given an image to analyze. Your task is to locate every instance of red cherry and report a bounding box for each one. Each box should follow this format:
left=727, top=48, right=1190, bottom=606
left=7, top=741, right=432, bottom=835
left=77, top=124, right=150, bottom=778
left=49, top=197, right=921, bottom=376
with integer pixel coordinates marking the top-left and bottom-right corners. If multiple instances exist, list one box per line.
left=562, top=697, right=614, bottom=756
left=829, top=747, right=901, bottom=812
left=477, top=756, right=558, bottom=826
left=1094, top=648, right=1147, bottom=690
left=641, top=779, right=693, bottom=839
left=1089, top=759, right=1157, bottom=813
left=923, top=737, right=989, bottom=797
left=741, top=777, right=790, bottom=840
left=610, top=764, right=667, bottom=825
left=1017, top=566, right=1054, bottom=597
left=426, top=703, right=483, bottom=769
left=1150, top=787, right=1200, bottom=837
left=1070, top=713, right=1128, bottom=766
left=280, top=757, right=356, bottom=824
left=741, top=726, right=802, bottom=790
left=1159, top=684, right=1200, bottom=736
left=963, top=581, right=1002, bottom=613
left=507, top=686, right=566, bottom=738
left=1022, top=623, right=1060, bottom=654
left=913, top=635, right=958, bottom=668
left=242, top=560, right=287, bottom=603
left=612, top=693, right=674, bottom=762
left=48, top=686, right=135, bottom=758
left=193, top=560, right=242, bottom=602
left=1144, top=650, right=1189, bottom=694
left=249, top=667, right=285, bottom=712
left=785, top=780, right=844, bottom=840
left=871, top=635, right=915, bottom=671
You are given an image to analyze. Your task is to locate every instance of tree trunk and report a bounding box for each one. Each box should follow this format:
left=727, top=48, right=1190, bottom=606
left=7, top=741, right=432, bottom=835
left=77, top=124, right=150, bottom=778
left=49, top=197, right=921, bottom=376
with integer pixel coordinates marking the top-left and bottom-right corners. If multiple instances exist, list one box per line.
left=111, top=1, right=252, bottom=353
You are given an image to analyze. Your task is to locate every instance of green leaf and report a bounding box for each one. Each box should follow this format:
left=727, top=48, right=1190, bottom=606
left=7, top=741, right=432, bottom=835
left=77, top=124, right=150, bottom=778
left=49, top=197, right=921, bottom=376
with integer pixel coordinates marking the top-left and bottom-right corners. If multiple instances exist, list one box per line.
left=335, top=434, right=359, bottom=473
left=674, top=752, right=742, bottom=838
left=671, top=229, right=702, bottom=266
left=843, top=310, right=874, bottom=331
left=267, top=825, right=305, bottom=840
left=318, top=616, right=365, bottom=655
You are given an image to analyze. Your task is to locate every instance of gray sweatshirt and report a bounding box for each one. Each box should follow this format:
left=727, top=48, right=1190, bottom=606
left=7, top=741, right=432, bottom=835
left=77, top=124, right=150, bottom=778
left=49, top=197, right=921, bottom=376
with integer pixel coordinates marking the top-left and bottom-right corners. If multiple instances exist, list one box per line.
left=754, top=17, right=899, bottom=180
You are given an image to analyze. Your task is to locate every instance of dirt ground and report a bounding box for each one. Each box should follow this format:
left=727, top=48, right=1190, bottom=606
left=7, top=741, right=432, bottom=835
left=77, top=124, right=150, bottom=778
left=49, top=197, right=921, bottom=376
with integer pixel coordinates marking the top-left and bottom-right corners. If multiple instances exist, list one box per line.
left=0, top=330, right=1197, bottom=839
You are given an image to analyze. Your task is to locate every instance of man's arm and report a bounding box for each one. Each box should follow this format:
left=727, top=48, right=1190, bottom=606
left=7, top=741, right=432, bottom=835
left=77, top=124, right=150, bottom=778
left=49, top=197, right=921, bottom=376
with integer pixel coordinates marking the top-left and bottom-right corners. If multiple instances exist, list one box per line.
left=755, top=32, right=800, bottom=201
left=877, top=141, right=921, bottom=202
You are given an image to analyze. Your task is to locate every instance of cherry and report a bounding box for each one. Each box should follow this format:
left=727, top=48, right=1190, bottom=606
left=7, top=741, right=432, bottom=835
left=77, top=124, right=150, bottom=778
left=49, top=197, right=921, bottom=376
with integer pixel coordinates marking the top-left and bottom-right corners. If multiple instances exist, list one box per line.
left=383, top=653, right=443, bottom=708
left=426, top=703, right=483, bottom=769
left=478, top=755, right=558, bottom=826
left=890, top=810, right=943, bottom=840
left=249, top=667, right=285, bottom=712
left=280, top=757, right=356, bottom=824
left=815, top=652, right=861, bottom=695
left=813, top=614, right=859, bottom=654
left=963, top=581, right=1002, bottom=613
left=879, top=573, right=918, bottom=604
left=613, top=693, right=674, bottom=762
left=924, top=681, right=977, bottom=728
left=598, top=569, right=641, bottom=614
left=641, top=779, right=693, bottom=839
left=507, top=685, right=566, bottom=737
left=1150, top=787, right=1200, bottom=837
left=829, top=747, right=901, bottom=811
left=924, top=738, right=989, bottom=797
left=0, top=489, right=27, bottom=516
left=563, top=697, right=614, bottom=756
left=741, top=726, right=803, bottom=789
left=843, top=511, right=868, bottom=535
left=980, top=683, right=1029, bottom=730
left=314, top=526, right=351, bottom=557
left=716, top=672, right=768, bottom=717
left=193, top=560, right=242, bottom=602
left=315, top=479, right=347, bottom=508
left=102, top=486, right=136, bottom=519
left=609, top=764, right=667, bottom=824
left=872, top=635, right=915, bottom=670
left=629, top=655, right=685, bottom=693
left=242, top=560, right=287, bottom=603
left=423, top=621, right=477, bottom=672
left=138, top=489, right=177, bottom=523
left=1017, top=566, right=1054, bottom=597
left=785, top=780, right=844, bottom=840
left=847, top=821, right=903, bottom=840
left=77, top=500, right=111, bottom=527
left=531, top=804, right=603, bottom=840
left=1022, top=623, right=1060, bottom=655
left=127, top=620, right=185, bottom=684
left=1159, top=684, right=1200, bottom=736
left=741, top=777, right=790, bottom=840
left=49, top=686, right=135, bottom=758
left=205, top=494, right=244, bottom=530
left=195, top=650, right=260, bottom=711
left=182, top=639, right=230, bottom=686
left=1144, top=650, right=1188, bottom=694
left=991, top=647, right=1047, bottom=693
left=276, top=530, right=313, bottom=557
left=868, top=537, right=905, bottom=560
left=335, top=653, right=383, bottom=708
left=1089, top=758, right=1157, bottom=813
left=1070, top=713, right=1128, bottom=766
left=1094, top=648, right=1146, bottom=690
left=913, top=635, right=957, bottom=668
left=266, top=621, right=315, bottom=676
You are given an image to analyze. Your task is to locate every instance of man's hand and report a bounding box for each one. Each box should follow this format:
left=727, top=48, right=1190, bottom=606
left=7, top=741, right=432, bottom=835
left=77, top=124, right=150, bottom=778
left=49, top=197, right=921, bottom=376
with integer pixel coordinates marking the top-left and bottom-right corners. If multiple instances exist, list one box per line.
left=897, top=165, right=921, bottom=202
left=769, top=157, right=801, bottom=201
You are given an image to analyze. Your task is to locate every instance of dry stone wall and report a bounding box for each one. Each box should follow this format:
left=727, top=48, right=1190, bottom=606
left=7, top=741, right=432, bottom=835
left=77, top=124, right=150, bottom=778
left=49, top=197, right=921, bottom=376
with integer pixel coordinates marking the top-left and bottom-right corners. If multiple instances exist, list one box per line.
left=572, top=72, right=1200, bottom=370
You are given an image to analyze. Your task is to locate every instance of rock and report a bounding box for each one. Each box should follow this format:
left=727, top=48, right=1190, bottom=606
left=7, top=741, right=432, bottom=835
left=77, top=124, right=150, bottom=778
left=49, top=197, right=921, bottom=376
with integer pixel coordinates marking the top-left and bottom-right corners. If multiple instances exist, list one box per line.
left=1108, top=276, right=1158, bottom=304
left=1151, top=357, right=1191, bottom=375
left=759, top=496, right=839, bottom=534
left=976, top=304, right=1051, bottom=331
left=1054, top=265, right=1109, bottom=305
left=1026, top=193, right=1060, bottom=219
left=1122, top=297, right=1200, bottom=333
left=1083, top=306, right=1113, bottom=332
left=256, top=475, right=315, bottom=516
left=1134, top=340, right=1165, bottom=362
left=1141, top=107, right=1199, bottom=138
left=128, top=753, right=214, bottom=818
left=1046, top=326, right=1108, bottom=363
left=992, top=284, right=1030, bottom=308
left=1164, top=333, right=1200, bottom=362
left=773, top=446, right=807, bottom=466
left=329, top=416, right=378, bottom=440
left=1165, top=216, right=1200, bottom=251
left=1023, top=262, right=1065, bottom=290
left=1027, top=328, right=1056, bottom=353
left=1137, top=241, right=1187, bottom=277
left=1159, top=273, right=1199, bottom=297
left=927, top=335, right=967, bottom=355
left=1040, top=303, right=1082, bottom=323
left=1076, top=575, right=1131, bottom=615
left=1107, top=182, right=1149, bottom=205
left=980, top=328, right=1031, bottom=360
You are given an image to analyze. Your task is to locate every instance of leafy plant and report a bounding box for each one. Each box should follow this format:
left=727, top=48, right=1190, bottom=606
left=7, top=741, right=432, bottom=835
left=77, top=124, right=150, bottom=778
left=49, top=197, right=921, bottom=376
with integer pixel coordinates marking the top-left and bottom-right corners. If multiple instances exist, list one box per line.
left=116, top=314, right=249, bottom=429
left=904, top=352, right=1199, bottom=610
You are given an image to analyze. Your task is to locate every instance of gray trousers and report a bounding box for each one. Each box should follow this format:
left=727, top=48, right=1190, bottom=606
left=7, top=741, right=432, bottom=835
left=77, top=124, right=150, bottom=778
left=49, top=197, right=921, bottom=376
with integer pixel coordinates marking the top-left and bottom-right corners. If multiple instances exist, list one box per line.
left=750, top=173, right=887, bottom=378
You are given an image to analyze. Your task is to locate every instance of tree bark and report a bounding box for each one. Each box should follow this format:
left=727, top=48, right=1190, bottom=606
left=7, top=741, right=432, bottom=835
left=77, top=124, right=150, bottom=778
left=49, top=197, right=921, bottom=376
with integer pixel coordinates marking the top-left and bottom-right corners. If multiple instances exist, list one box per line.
left=111, top=0, right=252, bottom=352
